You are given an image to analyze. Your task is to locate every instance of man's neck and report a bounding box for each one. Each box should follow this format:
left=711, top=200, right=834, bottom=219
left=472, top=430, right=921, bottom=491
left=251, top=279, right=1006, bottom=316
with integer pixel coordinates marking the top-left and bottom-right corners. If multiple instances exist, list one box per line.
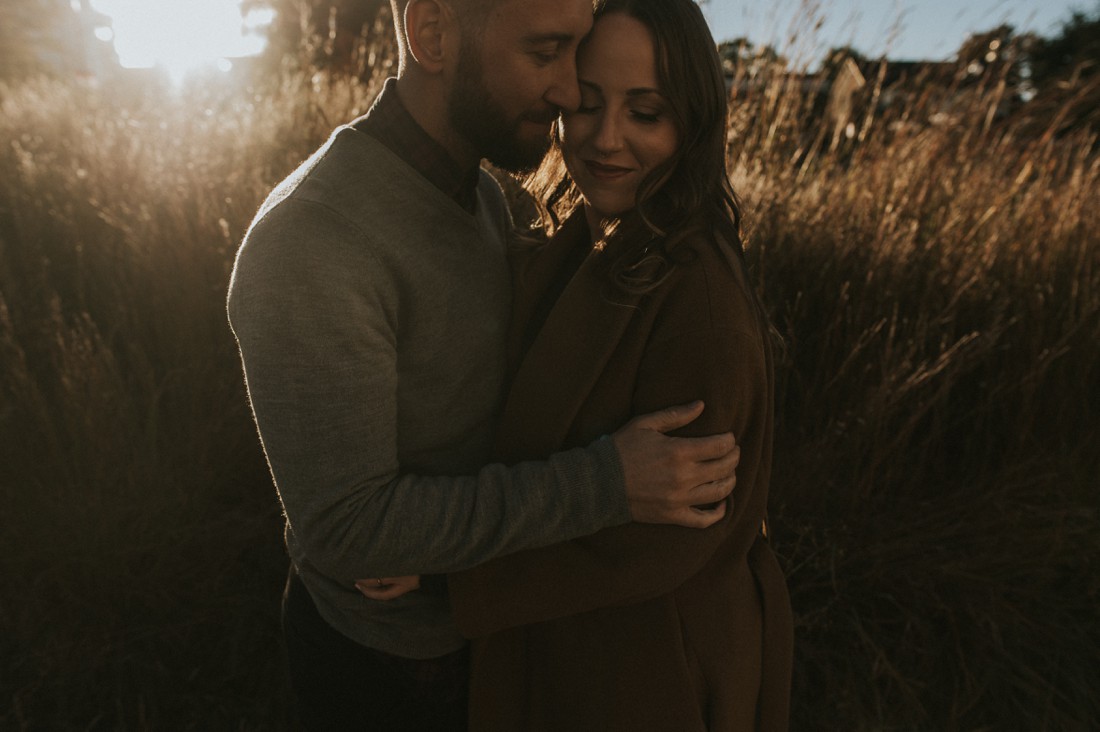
left=394, top=75, right=481, bottom=175
left=356, top=77, right=481, bottom=214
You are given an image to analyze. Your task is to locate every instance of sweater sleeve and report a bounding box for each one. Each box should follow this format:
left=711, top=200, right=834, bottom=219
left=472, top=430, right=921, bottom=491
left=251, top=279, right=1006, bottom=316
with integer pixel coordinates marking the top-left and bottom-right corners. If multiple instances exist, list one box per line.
left=448, top=321, right=770, bottom=637
left=227, top=199, right=631, bottom=586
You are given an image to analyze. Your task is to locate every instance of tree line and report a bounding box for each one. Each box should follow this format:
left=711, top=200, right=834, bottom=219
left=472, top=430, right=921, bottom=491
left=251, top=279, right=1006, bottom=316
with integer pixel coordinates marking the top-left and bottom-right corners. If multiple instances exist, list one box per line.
left=3, top=0, right=1098, bottom=136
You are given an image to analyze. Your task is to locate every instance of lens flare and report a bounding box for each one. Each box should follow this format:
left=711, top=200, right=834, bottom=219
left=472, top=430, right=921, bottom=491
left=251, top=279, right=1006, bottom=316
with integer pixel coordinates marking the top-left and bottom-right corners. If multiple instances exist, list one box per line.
left=89, top=0, right=270, bottom=81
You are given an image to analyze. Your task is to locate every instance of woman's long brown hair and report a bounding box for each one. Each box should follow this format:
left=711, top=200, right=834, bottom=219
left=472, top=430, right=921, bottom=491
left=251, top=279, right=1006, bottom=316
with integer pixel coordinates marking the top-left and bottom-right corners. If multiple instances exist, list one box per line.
left=525, top=0, right=745, bottom=297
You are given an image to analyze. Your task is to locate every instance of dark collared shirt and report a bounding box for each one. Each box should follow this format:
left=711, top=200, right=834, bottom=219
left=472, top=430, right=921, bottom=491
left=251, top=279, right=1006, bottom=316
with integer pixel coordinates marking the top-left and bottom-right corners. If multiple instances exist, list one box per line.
left=353, top=78, right=481, bottom=214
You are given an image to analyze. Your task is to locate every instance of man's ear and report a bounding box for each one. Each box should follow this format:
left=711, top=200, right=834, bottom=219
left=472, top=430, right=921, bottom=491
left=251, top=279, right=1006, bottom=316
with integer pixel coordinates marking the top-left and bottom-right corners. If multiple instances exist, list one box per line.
left=404, top=0, right=457, bottom=74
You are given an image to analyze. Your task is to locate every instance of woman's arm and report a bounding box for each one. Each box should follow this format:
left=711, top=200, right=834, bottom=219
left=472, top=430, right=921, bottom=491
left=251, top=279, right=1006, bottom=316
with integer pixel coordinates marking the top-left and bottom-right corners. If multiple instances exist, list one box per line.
left=448, top=322, right=771, bottom=638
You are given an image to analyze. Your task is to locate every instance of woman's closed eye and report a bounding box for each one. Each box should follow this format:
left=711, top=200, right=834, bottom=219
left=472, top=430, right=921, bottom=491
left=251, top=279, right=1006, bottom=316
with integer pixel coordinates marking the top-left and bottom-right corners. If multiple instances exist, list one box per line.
left=630, top=109, right=662, bottom=123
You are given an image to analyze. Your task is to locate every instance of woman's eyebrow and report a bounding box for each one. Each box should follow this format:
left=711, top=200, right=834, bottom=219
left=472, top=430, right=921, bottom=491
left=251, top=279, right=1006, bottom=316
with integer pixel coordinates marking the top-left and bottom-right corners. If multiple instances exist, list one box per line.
left=580, top=79, right=664, bottom=98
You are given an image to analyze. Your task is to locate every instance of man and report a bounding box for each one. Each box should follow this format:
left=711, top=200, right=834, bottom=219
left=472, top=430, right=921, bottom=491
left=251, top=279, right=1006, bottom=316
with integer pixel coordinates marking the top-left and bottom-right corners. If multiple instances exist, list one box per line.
left=227, top=0, right=740, bottom=728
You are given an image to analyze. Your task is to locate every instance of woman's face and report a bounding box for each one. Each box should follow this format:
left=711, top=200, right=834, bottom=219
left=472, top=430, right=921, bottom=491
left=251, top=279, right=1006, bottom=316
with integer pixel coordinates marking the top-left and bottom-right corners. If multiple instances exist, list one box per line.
left=559, top=12, right=680, bottom=227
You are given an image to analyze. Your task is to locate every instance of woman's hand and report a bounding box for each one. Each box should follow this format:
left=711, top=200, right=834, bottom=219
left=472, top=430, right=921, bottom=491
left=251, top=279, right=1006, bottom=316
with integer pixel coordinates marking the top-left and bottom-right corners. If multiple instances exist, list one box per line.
left=354, top=575, right=421, bottom=601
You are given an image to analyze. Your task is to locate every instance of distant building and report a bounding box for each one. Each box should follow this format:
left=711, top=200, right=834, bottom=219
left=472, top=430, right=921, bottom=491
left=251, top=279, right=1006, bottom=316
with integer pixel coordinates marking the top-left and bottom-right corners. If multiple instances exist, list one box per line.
left=825, top=57, right=867, bottom=149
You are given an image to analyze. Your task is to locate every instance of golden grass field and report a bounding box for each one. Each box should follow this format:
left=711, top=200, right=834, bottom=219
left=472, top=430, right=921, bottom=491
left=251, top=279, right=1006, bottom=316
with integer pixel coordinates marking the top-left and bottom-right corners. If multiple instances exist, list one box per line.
left=1, top=48, right=1097, bottom=729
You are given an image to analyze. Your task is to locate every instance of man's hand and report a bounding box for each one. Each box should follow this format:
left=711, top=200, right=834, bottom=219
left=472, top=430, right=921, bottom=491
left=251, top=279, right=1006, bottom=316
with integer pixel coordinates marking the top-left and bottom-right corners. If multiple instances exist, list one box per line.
left=354, top=575, right=421, bottom=601
left=611, top=401, right=739, bottom=529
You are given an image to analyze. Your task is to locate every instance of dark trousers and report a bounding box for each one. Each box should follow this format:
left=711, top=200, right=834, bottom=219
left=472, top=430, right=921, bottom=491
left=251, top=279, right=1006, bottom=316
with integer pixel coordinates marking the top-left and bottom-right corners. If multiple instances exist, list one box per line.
left=282, top=568, right=469, bottom=731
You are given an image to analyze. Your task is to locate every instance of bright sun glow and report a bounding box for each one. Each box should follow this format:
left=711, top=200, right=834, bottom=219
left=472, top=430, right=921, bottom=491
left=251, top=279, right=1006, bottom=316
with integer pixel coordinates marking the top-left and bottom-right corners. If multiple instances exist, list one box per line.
left=89, top=0, right=273, bottom=82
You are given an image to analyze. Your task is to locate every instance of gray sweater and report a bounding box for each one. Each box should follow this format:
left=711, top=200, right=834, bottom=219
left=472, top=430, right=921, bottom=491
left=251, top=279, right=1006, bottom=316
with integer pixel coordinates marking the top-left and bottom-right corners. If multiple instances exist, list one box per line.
left=227, top=127, right=631, bottom=658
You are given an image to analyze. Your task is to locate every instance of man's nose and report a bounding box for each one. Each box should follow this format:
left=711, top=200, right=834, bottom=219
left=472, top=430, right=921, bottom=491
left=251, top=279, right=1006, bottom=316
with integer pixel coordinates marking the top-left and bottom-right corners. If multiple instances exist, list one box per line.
left=544, top=57, right=581, bottom=113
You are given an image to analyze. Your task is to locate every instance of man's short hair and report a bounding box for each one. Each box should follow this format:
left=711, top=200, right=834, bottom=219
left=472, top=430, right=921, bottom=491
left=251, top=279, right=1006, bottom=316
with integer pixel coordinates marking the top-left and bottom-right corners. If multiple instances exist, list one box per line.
left=452, top=0, right=500, bottom=28
left=389, top=0, right=501, bottom=66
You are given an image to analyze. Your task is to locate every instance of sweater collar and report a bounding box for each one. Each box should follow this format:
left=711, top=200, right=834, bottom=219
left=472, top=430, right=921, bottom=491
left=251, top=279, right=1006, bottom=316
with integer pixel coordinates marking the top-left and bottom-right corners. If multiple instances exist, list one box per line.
left=352, top=78, right=480, bottom=214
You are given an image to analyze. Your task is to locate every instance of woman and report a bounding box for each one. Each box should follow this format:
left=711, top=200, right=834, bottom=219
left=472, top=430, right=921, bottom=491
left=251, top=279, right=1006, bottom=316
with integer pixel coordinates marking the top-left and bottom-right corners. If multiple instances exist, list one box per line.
left=366, top=0, right=793, bottom=728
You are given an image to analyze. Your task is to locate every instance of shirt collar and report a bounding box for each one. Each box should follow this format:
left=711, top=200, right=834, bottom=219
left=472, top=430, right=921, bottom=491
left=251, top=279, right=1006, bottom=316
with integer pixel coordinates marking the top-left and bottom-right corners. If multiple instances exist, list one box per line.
left=352, top=78, right=481, bottom=214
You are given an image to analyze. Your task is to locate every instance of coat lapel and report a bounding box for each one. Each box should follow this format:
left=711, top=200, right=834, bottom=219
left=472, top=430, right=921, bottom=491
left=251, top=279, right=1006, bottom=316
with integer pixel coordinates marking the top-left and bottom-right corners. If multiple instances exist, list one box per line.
left=503, top=216, right=586, bottom=373
left=496, top=213, right=643, bottom=462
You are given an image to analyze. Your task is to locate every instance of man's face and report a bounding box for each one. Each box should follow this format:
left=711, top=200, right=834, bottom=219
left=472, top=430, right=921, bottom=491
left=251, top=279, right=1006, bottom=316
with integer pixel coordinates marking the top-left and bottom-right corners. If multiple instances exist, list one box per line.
left=446, top=0, right=593, bottom=173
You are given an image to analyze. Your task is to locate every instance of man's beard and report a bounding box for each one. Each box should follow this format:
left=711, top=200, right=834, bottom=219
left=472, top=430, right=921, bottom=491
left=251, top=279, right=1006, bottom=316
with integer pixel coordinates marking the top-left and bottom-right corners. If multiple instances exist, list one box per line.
left=447, top=40, right=556, bottom=174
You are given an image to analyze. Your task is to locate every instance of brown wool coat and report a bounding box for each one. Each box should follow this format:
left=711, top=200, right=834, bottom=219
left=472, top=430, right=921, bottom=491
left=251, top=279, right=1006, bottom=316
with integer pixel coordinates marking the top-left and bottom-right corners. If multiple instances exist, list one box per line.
left=448, top=213, right=793, bottom=731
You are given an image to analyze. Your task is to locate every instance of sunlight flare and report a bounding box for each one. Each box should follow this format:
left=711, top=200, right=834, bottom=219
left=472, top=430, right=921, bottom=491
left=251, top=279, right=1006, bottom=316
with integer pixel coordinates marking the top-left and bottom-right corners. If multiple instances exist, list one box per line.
left=88, top=0, right=272, bottom=81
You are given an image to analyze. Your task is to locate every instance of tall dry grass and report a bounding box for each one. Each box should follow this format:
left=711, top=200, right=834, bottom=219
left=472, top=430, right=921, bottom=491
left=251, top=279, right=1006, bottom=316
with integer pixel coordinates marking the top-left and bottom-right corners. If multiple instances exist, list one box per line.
left=0, top=69, right=380, bottom=728
left=728, top=49, right=1100, bottom=730
left=1, top=32, right=1097, bottom=732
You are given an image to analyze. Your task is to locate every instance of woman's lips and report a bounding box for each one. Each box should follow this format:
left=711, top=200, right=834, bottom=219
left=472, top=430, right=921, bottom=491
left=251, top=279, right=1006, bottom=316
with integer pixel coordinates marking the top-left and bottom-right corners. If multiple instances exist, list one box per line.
left=584, top=160, right=633, bottom=180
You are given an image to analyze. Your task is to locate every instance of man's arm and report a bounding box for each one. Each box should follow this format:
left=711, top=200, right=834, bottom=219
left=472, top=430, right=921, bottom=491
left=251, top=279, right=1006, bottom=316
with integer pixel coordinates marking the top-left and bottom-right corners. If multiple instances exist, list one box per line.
left=227, top=202, right=735, bottom=587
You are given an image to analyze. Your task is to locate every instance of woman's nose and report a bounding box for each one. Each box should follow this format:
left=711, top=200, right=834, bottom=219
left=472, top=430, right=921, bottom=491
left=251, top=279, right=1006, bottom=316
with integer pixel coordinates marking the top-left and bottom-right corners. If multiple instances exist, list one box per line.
left=592, top=112, right=624, bottom=154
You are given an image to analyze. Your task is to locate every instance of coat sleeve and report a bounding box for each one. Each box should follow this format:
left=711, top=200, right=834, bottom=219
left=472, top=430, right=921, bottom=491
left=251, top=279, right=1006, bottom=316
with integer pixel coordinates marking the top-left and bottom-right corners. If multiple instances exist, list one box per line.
left=449, top=314, right=771, bottom=637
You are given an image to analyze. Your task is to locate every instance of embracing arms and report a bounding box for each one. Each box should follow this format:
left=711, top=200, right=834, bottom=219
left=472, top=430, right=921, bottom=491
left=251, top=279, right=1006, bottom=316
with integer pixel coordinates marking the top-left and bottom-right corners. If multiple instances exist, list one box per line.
left=227, top=201, right=737, bottom=588
left=443, top=322, right=770, bottom=636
